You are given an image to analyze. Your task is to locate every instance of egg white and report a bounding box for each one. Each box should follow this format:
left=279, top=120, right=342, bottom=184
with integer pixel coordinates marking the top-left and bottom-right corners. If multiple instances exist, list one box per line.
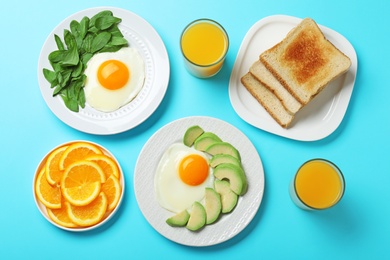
left=154, top=143, right=213, bottom=213
left=83, top=47, right=145, bottom=112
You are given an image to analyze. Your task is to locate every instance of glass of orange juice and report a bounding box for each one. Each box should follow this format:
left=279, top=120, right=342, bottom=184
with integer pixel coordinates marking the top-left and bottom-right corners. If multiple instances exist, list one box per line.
left=180, top=19, right=229, bottom=78
left=289, top=159, right=345, bottom=210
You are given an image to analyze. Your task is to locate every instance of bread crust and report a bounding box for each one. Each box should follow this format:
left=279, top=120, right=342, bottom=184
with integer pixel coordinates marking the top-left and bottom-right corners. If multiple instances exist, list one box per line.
left=241, top=73, right=294, bottom=128
left=250, top=61, right=302, bottom=114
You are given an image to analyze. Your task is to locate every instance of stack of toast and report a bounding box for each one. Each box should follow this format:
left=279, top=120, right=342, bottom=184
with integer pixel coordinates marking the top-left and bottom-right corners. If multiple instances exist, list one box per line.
left=241, top=18, right=351, bottom=128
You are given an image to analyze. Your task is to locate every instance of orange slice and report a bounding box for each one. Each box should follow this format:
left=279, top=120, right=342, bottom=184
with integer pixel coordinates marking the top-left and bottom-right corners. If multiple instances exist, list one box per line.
left=86, top=154, right=120, bottom=180
left=65, top=192, right=108, bottom=227
left=61, top=160, right=106, bottom=206
left=35, top=168, right=61, bottom=209
left=59, top=142, right=102, bottom=171
left=102, top=175, right=122, bottom=211
left=45, top=145, right=68, bottom=185
left=47, top=198, right=78, bottom=228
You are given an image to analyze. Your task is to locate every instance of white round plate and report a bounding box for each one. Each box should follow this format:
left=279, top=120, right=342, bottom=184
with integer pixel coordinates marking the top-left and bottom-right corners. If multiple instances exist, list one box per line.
left=229, top=15, right=358, bottom=141
left=38, top=7, right=170, bottom=135
left=33, top=140, right=125, bottom=232
left=134, top=116, right=264, bottom=246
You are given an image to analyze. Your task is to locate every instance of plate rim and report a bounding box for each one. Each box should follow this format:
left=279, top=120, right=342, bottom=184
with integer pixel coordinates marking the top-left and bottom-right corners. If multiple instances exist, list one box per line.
left=37, top=6, right=170, bottom=135
left=133, top=116, right=265, bottom=247
left=229, top=14, right=358, bottom=141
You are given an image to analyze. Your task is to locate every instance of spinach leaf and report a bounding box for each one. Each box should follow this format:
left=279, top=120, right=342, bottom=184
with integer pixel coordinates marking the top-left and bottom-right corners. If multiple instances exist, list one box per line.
left=50, top=61, right=62, bottom=73
left=79, top=17, right=89, bottom=39
left=94, top=16, right=121, bottom=30
left=81, top=33, right=93, bottom=53
left=53, top=84, right=63, bottom=96
left=78, top=88, right=86, bottom=108
left=59, top=69, right=72, bottom=87
left=110, top=36, right=128, bottom=46
left=43, top=68, right=57, bottom=85
left=107, top=26, right=124, bottom=38
left=91, top=32, right=111, bottom=53
left=53, top=69, right=72, bottom=96
left=54, top=34, right=65, bottom=50
left=48, top=50, right=66, bottom=63
left=61, top=47, right=79, bottom=67
left=64, top=29, right=76, bottom=50
left=70, top=20, right=80, bottom=38
left=90, top=10, right=113, bottom=27
left=99, top=45, right=122, bottom=53
left=70, top=20, right=84, bottom=49
left=81, top=52, right=93, bottom=66
left=72, top=61, right=83, bottom=78
left=61, top=91, right=79, bottom=112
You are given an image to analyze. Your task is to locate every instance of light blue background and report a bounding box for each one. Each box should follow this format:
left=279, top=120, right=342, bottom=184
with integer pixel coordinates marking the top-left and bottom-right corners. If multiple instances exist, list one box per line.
left=1, top=0, right=389, bottom=259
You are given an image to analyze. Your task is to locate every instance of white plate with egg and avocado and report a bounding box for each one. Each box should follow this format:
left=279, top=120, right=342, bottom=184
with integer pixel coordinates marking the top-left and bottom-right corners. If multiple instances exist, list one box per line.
left=229, top=15, right=357, bottom=141
left=38, top=7, right=169, bottom=135
left=134, top=116, right=264, bottom=246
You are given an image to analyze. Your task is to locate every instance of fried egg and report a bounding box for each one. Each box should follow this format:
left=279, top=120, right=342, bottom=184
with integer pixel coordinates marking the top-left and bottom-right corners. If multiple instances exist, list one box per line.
left=155, top=143, right=213, bottom=213
left=84, top=47, right=145, bottom=112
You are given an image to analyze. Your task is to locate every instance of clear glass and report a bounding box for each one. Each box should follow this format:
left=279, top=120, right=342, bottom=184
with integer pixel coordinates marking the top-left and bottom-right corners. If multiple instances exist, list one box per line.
left=289, top=159, right=345, bottom=210
left=180, top=18, right=229, bottom=78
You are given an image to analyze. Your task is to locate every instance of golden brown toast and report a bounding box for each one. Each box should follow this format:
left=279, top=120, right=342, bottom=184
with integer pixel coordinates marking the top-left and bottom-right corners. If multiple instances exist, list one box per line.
left=260, top=18, right=351, bottom=105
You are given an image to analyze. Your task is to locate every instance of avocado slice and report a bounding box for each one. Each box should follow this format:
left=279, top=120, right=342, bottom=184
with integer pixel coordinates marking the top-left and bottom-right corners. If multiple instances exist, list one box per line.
left=186, top=201, right=206, bottom=231
left=197, top=132, right=222, bottom=142
left=205, top=187, right=222, bottom=224
left=205, top=142, right=241, bottom=161
left=214, top=179, right=238, bottom=213
left=166, top=210, right=190, bottom=227
left=194, top=132, right=222, bottom=151
left=213, top=163, right=247, bottom=195
left=183, top=125, right=204, bottom=147
left=209, top=154, right=242, bottom=168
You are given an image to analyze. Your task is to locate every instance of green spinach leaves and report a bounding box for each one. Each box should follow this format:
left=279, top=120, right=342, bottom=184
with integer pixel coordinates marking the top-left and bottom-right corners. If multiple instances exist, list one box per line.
left=43, top=10, right=128, bottom=112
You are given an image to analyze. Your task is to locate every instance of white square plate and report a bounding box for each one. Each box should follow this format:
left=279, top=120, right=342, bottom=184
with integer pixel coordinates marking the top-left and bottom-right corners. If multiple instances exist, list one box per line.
left=229, top=15, right=358, bottom=141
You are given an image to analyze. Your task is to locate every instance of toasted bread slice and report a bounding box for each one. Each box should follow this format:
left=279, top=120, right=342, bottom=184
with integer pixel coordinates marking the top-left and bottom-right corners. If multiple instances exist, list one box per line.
left=241, top=73, right=294, bottom=128
left=250, top=61, right=302, bottom=114
left=260, top=18, right=351, bottom=105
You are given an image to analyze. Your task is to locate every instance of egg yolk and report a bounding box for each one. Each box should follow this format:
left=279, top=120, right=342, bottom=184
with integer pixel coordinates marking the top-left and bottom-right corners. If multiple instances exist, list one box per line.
left=178, top=154, right=209, bottom=186
left=97, top=60, right=130, bottom=90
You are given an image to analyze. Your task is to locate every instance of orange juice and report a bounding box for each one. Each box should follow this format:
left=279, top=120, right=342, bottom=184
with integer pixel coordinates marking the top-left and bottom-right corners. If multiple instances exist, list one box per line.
left=180, top=19, right=229, bottom=78
left=291, top=159, right=345, bottom=210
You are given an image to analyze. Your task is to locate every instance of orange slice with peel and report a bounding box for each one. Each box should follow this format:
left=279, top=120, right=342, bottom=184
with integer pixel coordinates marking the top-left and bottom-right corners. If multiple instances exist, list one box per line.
left=47, top=198, right=78, bottom=228
left=102, top=175, right=122, bottom=211
left=45, top=145, right=68, bottom=185
left=86, top=154, right=120, bottom=180
left=65, top=192, right=108, bottom=227
left=59, top=142, right=102, bottom=171
left=35, top=168, right=61, bottom=209
left=61, top=160, right=106, bottom=206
